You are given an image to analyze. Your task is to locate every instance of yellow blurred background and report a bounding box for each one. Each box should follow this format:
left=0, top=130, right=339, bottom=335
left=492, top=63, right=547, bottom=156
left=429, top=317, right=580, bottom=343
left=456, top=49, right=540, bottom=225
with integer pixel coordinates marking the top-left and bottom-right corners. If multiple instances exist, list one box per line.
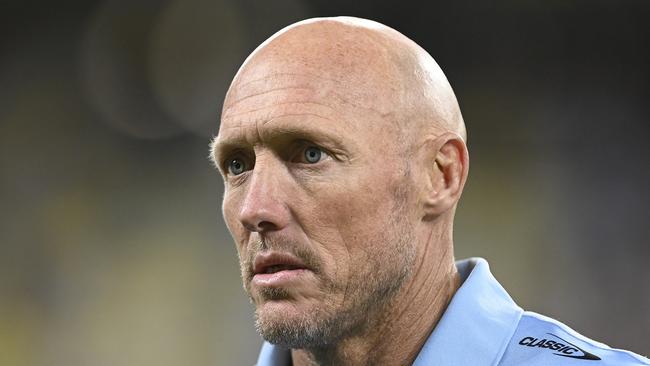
left=1, top=1, right=648, bottom=365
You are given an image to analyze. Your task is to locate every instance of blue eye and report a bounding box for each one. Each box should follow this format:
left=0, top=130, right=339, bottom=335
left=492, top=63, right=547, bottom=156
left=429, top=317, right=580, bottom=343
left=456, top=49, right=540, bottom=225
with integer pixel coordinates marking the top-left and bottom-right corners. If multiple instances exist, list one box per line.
left=304, top=146, right=323, bottom=163
left=228, top=158, right=246, bottom=175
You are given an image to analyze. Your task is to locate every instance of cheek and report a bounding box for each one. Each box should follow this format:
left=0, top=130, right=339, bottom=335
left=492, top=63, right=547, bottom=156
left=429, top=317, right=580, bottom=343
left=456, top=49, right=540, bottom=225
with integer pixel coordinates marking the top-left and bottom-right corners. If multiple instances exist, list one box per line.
left=301, top=168, right=400, bottom=270
left=325, top=168, right=397, bottom=230
left=222, top=191, right=247, bottom=251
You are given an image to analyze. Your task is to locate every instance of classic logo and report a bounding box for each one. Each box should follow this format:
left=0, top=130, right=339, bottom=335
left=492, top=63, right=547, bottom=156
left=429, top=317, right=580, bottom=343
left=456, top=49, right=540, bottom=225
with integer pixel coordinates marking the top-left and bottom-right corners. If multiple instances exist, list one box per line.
left=519, top=333, right=601, bottom=360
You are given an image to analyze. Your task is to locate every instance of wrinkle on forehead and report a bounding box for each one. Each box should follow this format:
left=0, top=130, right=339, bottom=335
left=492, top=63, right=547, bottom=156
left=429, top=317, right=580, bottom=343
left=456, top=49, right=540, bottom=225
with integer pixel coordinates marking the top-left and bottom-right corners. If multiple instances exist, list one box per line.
left=222, top=74, right=392, bottom=125
left=232, top=72, right=342, bottom=95
left=225, top=68, right=401, bottom=122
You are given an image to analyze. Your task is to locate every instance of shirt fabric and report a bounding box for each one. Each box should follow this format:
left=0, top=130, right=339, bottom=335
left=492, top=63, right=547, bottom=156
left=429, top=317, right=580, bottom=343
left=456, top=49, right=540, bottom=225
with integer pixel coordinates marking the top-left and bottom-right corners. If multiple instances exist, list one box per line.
left=256, top=257, right=650, bottom=365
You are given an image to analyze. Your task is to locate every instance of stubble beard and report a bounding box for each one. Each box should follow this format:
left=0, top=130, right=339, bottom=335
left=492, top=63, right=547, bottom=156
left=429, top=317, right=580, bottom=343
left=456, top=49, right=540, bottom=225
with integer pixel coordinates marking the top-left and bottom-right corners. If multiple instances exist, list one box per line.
left=242, top=181, right=417, bottom=350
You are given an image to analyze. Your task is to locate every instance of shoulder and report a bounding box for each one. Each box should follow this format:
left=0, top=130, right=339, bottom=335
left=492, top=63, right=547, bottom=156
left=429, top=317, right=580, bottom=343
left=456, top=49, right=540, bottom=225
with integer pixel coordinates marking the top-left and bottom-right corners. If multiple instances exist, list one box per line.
left=498, top=311, right=650, bottom=366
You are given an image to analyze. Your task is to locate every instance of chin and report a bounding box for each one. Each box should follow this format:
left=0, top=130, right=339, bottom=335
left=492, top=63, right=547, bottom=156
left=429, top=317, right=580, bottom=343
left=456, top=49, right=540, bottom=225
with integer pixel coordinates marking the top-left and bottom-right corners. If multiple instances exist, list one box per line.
left=255, top=299, right=340, bottom=348
left=255, top=297, right=312, bottom=329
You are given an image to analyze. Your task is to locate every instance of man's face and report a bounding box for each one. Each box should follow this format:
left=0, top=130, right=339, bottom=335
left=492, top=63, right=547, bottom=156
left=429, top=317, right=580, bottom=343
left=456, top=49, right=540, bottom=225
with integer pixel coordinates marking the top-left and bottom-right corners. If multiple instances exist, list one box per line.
left=213, top=64, right=418, bottom=348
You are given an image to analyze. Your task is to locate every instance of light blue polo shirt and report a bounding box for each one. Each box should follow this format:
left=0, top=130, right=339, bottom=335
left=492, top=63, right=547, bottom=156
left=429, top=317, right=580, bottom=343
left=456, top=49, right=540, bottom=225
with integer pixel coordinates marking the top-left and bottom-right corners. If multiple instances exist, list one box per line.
left=256, top=258, right=650, bottom=365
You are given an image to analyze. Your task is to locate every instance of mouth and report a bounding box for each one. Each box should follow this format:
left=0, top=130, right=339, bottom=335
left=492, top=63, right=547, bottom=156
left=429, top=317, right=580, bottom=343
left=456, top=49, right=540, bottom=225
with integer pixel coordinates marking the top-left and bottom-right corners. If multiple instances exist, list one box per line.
left=258, top=264, right=303, bottom=274
left=252, top=252, right=312, bottom=287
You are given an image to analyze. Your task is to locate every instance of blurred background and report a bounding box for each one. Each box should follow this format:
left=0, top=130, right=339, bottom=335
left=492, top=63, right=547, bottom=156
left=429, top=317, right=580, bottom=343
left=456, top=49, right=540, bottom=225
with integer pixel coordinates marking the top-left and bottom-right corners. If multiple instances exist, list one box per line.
left=1, top=0, right=648, bottom=365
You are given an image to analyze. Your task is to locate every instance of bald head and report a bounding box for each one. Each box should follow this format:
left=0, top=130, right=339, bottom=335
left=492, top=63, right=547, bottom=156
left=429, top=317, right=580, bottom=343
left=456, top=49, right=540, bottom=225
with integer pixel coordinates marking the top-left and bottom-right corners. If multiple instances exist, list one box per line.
left=222, top=17, right=466, bottom=143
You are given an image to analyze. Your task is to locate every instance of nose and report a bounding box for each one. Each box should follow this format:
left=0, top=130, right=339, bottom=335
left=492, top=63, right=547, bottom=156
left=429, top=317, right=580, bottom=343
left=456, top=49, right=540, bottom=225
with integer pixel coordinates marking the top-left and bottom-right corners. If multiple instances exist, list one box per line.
left=238, top=164, right=291, bottom=233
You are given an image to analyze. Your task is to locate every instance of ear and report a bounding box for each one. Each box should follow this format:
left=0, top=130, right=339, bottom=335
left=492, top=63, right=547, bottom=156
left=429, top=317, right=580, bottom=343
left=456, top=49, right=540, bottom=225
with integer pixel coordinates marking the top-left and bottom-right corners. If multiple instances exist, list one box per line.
left=421, top=133, right=469, bottom=219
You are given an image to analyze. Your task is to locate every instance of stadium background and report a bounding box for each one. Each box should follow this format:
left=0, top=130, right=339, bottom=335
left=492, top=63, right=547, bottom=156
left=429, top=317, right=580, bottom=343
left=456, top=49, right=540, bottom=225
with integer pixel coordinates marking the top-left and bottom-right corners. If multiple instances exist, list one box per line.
left=1, top=1, right=648, bottom=364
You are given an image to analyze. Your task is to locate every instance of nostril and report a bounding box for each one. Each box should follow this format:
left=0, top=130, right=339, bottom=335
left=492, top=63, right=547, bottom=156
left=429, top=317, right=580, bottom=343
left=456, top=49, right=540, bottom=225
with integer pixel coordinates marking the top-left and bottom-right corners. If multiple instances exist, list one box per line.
left=257, top=221, right=277, bottom=231
left=240, top=208, right=282, bottom=232
left=241, top=221, right=259, bottom=232
left=242, top=219, right=278, bottom=233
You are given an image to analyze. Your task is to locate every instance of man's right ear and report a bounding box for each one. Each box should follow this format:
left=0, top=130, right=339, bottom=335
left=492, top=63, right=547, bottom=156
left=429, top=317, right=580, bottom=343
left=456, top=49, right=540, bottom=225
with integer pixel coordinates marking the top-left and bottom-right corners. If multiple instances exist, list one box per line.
left=420, top=133, right=469, bottom=220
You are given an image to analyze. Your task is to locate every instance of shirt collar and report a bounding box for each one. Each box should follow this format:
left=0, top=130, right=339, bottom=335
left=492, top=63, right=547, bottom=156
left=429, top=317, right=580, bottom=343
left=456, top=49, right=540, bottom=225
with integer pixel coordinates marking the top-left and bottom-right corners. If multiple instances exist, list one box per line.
left=257, top=341, right=291, bottom=366
left=413, top=258, right=523, bottom=366
left=256, top=258, right=523, bottom=366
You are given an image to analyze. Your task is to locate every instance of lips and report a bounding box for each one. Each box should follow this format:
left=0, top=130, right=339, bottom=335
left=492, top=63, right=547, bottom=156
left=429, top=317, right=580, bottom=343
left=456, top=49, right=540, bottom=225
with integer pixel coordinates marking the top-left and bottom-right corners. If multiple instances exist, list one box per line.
left=252, top=252, right=312, bottom=287
left=253, top=252, right=309, bottom=275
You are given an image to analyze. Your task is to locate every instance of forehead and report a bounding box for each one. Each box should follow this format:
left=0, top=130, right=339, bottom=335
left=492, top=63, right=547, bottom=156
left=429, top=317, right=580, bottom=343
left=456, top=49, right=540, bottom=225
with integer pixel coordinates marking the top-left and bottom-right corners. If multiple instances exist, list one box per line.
left=222, top=72, right=345, bottom=124
left=217, top=70, right=393, bottom=145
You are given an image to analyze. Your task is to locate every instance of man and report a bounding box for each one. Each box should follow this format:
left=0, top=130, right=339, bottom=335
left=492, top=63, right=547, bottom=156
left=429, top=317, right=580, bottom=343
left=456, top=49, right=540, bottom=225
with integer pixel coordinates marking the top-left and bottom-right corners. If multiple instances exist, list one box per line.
left=210, top=17, right=649, bottom=366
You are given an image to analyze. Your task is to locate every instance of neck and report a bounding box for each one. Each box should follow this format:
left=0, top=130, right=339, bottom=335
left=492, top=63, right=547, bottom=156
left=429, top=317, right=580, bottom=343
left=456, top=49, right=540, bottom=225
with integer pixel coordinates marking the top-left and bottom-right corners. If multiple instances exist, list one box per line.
left=291, top=227, right=460, bottom=366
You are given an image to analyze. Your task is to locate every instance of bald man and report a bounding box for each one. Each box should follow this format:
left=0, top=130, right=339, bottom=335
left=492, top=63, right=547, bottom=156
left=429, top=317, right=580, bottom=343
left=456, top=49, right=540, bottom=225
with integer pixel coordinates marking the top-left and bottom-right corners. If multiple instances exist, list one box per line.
left=210, top=17, right=649, bottom=366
